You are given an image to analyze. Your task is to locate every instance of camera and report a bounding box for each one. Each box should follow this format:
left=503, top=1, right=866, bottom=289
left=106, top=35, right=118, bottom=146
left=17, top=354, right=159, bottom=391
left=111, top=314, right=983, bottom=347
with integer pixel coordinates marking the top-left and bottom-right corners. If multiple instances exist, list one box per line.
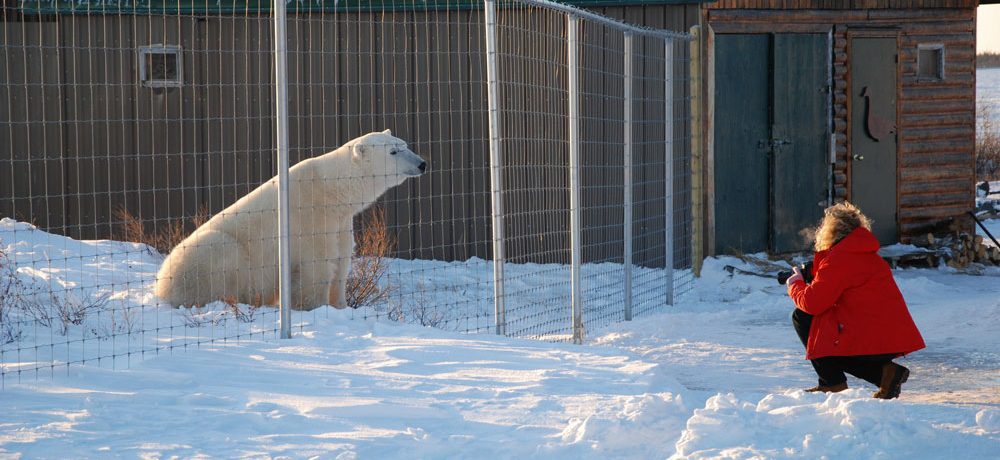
left=777, top=262, right=814, bottom=285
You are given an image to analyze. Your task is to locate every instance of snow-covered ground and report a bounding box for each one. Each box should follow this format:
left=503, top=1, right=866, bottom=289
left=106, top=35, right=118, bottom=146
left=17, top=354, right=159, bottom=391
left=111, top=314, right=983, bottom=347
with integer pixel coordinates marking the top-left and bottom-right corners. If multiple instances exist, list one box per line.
left=979, top=217, right=1000, bottom=248
left=1, top=222, right=999, bottom=458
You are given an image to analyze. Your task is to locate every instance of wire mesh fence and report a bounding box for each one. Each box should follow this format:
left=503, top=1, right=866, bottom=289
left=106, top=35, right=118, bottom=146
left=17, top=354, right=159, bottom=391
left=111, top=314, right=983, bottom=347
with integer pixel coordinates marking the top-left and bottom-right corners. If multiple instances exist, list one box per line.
left=0, top=0, right=694, bottom=384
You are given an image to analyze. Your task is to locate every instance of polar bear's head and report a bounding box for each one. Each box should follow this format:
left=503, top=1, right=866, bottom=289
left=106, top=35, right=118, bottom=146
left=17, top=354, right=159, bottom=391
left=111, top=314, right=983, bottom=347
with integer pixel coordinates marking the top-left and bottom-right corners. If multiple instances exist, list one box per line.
left=350, top=130, right=427, bottom=188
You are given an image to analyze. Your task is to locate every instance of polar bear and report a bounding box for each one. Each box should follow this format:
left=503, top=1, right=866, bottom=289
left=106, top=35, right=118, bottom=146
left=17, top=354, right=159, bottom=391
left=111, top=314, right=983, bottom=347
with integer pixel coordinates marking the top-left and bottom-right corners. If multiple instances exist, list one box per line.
left=154, top=130, right=426, bottom=310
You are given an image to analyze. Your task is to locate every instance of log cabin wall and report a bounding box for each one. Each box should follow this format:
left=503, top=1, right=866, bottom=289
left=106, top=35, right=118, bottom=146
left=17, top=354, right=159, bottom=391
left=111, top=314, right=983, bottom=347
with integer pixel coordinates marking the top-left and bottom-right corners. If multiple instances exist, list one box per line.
left=706, top=0, right=977, bottom=242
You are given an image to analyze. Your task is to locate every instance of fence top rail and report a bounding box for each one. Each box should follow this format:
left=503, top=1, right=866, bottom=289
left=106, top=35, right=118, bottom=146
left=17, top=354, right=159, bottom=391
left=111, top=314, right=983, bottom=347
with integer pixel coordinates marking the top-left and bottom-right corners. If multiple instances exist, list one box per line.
left=501, top=0, right=693, bottom=42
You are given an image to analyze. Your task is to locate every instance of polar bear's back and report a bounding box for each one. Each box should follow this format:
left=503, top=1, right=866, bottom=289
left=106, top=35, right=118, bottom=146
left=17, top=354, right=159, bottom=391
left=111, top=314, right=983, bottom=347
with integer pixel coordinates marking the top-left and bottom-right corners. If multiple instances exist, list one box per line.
left=153, top=147, right=355, bottom=307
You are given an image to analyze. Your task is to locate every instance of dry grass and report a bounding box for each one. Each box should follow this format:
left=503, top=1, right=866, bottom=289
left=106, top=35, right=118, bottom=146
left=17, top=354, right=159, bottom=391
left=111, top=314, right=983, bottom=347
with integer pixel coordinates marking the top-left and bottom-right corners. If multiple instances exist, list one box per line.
left=978, top=106, right=1000, bottom=181
left=346, top=206, right=395, bottom=309
left=115, top=205, right=210, bottom=255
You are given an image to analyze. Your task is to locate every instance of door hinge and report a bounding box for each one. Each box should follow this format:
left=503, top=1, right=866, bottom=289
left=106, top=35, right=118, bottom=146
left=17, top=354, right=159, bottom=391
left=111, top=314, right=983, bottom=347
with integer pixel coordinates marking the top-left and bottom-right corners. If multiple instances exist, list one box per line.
left=759, top=138, right=792, bottom=150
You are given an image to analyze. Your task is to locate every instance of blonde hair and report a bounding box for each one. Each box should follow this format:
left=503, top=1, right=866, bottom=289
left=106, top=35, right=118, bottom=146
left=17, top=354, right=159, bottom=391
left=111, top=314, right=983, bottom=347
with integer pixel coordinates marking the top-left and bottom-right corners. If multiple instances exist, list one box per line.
left=813, top=202, right=872, bottom=251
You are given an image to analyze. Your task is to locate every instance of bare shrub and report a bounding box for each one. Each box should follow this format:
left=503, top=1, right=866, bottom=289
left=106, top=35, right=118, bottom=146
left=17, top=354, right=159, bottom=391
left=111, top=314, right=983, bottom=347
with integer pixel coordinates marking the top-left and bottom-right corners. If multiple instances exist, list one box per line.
left=90, top=306, right=138, bottom=339
left=977, top=105, right=1000, bottom=181
left=28, top=291, right=111, bottom=336
left=222, top=295, right=263, bottom=323
left=388, top=302, right=445, bottom=328
left=346, top=206, right=395, bottom=308
left=386, top=284, right=445, bottom=328
left=180, top=307, right=224, bottom=328
left=0, top=241, right=24, bottom=344
left=115, top=205, right=210, bottom=255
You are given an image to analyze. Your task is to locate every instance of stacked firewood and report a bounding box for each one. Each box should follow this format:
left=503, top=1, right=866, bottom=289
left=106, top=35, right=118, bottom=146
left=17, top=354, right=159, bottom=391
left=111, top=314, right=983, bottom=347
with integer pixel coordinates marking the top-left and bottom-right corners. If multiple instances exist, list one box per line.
left=914, top=232, right=1000, bottom=268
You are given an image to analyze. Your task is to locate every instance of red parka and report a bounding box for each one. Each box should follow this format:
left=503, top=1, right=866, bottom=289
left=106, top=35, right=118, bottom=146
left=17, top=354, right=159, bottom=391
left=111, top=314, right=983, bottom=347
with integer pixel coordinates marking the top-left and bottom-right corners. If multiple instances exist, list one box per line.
left=787, top=227, right=925, bottom=360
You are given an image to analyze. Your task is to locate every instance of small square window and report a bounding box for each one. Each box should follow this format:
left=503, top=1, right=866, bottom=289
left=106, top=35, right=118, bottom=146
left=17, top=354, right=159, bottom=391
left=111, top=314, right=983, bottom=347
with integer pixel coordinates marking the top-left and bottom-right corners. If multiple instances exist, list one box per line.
left=917, top=44, right=945, bottom=81
left=139, top=45, right=183, bottom=88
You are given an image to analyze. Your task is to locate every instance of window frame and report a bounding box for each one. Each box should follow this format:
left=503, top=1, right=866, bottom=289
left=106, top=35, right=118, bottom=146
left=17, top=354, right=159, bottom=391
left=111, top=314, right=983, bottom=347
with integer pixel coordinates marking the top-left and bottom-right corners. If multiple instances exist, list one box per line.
left=916, top=43, right=945, bottom=82
left=138, top=45, right=184, bottom=88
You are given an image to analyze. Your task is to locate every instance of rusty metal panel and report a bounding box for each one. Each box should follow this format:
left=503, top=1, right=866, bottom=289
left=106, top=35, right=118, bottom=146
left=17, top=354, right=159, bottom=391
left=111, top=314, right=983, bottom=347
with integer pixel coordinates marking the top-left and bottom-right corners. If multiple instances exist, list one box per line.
left=580, top=20, right=626, bottom=266
left=61, top=16, right=137, bottom=240
left=493, top=7, right=571, bottom=265
left=632, top=34, right=668, bottom=268
left=464, top=10, right=492, bottom=261
left=410, top=10, right=449, bottom=261
left=200, top=16, right=275, bottom=220
left=0, top=20, right=67, bottom=234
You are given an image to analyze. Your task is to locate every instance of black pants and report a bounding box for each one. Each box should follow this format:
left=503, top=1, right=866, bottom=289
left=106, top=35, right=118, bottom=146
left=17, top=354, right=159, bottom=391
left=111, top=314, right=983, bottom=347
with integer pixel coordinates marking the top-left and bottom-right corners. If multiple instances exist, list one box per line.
left=792, top=309, right=896, bottom=387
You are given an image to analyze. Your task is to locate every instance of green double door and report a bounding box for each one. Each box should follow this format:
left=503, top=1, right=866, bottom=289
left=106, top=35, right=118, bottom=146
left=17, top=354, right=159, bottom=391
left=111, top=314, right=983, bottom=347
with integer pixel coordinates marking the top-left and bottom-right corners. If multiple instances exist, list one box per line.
left=715, top=33, right=831, bottom=254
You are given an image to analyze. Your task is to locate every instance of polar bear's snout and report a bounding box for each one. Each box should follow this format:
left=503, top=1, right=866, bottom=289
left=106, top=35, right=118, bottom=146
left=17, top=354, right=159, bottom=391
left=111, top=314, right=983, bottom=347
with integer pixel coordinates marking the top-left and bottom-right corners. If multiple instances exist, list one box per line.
left=398, top=148, right=427, bottom=177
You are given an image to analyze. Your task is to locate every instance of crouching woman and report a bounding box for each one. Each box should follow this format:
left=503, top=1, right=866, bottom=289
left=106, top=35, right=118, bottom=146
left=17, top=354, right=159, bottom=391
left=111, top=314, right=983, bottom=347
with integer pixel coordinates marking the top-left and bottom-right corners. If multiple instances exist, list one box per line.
left=786, top=202, right=925, bottom=399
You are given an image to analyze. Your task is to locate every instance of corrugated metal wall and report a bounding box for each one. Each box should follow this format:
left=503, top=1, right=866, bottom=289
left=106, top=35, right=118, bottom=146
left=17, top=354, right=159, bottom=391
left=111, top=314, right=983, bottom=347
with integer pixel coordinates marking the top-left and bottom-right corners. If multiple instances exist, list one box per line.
left=0, top=5, right=698, bottom=266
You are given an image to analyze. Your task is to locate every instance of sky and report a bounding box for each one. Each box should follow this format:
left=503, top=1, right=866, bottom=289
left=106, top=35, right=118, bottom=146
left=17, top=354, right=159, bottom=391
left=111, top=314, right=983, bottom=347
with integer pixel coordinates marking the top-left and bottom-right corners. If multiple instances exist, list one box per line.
left=981, top=5, right=1000, bottom=53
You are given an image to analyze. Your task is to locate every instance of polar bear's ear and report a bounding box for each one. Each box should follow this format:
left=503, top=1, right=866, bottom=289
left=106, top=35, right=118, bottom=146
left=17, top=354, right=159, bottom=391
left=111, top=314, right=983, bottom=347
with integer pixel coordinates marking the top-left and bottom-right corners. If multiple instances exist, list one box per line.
left=382, top=129, right=392, bottom=136
left=351, top=143, right=366, bottom=164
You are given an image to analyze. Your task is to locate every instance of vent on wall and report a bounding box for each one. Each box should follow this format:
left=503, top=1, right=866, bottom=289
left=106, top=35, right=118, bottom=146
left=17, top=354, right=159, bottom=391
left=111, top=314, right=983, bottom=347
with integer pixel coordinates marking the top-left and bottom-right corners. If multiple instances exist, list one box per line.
left=138, top=45, right=183, bottom=88
left=917, top=44, right=945, bottom=81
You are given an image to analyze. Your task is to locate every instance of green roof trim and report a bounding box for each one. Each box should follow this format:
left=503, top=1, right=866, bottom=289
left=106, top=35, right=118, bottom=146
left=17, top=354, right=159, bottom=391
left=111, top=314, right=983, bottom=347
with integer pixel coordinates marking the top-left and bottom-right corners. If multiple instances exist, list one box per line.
left=17, top=0, right=711, bottom=15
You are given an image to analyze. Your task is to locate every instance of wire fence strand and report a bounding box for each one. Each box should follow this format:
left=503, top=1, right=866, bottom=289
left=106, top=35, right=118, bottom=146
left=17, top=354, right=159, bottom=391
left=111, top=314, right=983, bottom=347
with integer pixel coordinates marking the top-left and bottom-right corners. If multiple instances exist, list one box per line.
left=0, top=0, right=694, bottom=385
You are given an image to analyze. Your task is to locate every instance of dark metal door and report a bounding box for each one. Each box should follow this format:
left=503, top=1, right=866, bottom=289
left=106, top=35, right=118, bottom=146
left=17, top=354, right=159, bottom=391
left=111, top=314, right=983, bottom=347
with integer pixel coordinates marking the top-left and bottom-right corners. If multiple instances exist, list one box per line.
left=772, top=34, right=830, bottom=252
left=714, top=34, right=770, bottom=254
left=715, top=33, right=830, bottom=254
left=850, top=37, right=898, bottom=244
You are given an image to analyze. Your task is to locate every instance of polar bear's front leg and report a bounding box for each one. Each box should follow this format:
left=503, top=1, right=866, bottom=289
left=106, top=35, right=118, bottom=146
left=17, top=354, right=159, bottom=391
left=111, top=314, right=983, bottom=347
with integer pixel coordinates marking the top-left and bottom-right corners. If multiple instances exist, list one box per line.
left=328, top=227, right=354, bottom=309
left=291, top=262, right=333, bottom=311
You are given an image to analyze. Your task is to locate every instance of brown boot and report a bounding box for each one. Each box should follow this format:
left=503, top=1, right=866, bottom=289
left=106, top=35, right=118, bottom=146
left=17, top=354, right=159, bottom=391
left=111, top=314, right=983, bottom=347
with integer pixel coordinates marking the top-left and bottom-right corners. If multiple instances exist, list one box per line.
left=873, top=362, right=909, bottom=399
left=805, top=381, right=848, bottom=393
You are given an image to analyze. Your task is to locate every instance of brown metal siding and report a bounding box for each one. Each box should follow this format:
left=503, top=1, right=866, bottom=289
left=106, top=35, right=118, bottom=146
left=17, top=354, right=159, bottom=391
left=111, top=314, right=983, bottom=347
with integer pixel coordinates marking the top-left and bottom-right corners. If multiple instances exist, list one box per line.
left=707, top=5, right=977, bottom=242
left=1, top=5, right=698, bottom=266
left=0, top=20, right=67, bottom=234
left=600, top=4, right=701, bottom=268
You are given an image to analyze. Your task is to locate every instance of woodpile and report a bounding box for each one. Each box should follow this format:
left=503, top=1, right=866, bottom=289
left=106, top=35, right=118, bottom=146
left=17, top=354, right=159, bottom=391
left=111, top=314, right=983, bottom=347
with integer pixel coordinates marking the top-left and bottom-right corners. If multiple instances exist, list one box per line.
left=913, top=232, right=1000, bottom=268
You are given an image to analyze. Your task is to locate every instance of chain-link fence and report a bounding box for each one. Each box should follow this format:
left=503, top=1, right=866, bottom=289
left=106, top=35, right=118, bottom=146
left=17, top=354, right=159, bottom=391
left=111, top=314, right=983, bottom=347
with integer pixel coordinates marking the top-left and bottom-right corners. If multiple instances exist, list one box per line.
left=0, top=0, right=694, bottom=384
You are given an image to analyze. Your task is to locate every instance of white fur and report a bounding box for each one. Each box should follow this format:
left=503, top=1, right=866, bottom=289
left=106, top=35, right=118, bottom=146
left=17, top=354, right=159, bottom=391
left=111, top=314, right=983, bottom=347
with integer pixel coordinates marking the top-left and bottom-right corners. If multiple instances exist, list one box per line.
left=154, top=130, right=425, bottom=310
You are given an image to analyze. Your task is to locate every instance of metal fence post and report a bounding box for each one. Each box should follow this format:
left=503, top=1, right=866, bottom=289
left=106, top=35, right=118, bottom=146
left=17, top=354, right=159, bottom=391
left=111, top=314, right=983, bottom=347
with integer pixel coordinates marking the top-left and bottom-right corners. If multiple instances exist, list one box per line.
left=623, top=32, right=634, bottom=321
left=274, top=0, right=293, bottom=338
left=664, top=38, right=675, bottom=306
left=567, top=14, right=583, bottom=344
left=484, top=0, right=507, bottom=336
